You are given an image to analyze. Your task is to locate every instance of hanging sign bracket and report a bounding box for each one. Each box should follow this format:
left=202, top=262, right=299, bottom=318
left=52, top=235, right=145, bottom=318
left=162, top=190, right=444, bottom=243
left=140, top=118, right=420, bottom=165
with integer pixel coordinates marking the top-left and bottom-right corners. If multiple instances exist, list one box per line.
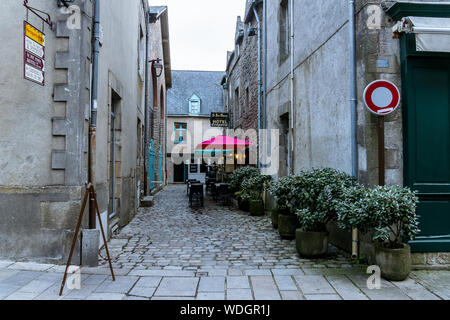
left=23, top=0, right=54, bottom=30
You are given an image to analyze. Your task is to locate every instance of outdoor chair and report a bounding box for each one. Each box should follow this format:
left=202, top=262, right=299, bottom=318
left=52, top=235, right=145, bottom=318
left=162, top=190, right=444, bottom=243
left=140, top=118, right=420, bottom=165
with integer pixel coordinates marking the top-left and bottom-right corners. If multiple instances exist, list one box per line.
left=186, top=179, right=199, bottom=196
left=189, top=183, right=204, bottom=207
left=216, top=184, right=231, bottom=206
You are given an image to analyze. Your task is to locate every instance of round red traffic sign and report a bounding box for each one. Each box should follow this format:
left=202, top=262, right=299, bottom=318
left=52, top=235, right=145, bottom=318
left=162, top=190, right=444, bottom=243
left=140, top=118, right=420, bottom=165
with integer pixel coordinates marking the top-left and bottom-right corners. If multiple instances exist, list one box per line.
left=363, top=80, right=400, bottom=115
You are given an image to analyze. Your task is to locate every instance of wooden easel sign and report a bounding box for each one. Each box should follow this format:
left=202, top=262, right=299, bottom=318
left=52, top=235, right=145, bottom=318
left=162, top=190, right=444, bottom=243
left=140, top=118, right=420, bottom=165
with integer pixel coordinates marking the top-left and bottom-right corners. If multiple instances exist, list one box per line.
left=59, top=183, right=115, bottom=296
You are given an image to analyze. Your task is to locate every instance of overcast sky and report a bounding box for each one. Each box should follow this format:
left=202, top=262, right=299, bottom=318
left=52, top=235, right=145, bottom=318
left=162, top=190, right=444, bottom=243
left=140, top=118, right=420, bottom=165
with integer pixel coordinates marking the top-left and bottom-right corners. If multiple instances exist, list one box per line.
left=150, top=0, right=246, bottom=71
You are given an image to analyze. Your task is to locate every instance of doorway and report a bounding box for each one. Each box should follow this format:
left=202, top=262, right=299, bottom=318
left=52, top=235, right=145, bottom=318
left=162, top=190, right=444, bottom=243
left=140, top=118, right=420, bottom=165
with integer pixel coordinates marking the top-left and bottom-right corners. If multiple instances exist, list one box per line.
left=174, top=163, right=186, bottom=183
left=404, top=57, right=450, bottom=252
left=109, top=91, right=122, bottom=225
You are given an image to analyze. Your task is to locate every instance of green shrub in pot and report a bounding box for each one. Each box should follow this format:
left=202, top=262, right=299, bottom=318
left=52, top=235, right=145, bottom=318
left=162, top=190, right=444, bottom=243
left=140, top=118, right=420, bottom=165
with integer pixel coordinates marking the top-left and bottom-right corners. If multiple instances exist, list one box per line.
left=268, top=176, right=301, bottom=239
left=229, top=166, right=260, bottom=193
left=294, top=168, right=358, bottom=257
left=240, top=175, right=272, bottom=216
left=336, top=186, right=420, bottom=281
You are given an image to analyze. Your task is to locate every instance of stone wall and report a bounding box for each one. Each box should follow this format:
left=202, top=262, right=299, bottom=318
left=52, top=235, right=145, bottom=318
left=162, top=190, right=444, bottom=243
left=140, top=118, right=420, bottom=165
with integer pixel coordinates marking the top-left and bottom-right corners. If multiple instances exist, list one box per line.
left=149, top=16, right=168, bottom=189
left=263, top=0, right=449, bottom=267
left=226, top=5, right=264, bottom=135
left=0, top=0, right=148, bottom=263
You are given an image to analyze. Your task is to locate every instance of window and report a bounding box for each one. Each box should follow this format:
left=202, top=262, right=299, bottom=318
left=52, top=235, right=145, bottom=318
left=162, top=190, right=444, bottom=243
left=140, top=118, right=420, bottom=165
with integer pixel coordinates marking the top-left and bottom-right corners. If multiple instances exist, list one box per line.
left=174, top=123, right=187, bottom=144
left=235, top=87, right=240, bottom=119
left=245, top=87, right=249, bottom=113
left=280, top=0, right=290, bottom=58
left=189, top=94, right=201, bottom=115
left=138, top=27, right=145, bottom=81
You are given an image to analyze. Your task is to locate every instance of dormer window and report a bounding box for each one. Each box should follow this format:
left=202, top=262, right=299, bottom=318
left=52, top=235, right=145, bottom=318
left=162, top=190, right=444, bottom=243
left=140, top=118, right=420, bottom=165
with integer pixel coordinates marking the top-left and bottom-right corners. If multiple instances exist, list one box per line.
left=189, top=94, right=201, bottom=115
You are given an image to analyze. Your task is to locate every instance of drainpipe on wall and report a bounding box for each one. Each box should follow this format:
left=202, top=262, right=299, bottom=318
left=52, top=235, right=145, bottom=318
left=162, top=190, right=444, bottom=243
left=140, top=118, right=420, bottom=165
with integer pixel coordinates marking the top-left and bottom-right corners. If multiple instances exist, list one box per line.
left=144, top=10, right=150, bottom=195
left=263, top=0, right=267, bottom=132
left=88, top=0, right=100, bottom=229
left=253, top=6, right=261, bottom=169
left=349, top=0, right=359, bottom=259
left=289, top=0, right=295, bottom=175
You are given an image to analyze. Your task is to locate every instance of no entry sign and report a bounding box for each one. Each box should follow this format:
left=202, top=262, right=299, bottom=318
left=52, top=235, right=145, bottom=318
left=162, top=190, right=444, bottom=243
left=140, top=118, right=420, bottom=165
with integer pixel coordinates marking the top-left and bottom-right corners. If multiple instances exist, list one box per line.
left=363, top=80, right=400, bottom=115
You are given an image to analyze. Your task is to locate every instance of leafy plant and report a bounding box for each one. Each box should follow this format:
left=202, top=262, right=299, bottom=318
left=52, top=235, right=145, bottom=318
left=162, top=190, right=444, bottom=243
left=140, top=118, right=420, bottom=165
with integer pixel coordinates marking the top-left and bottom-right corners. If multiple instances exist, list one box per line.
left=229, top=166, right=260, bottom=193
left=294, top=168, right=358, bottom=232
left=267, top=175, right=300, bottom=214
left=236, top=174, right=272, bottom=201
left=336, top=185, right=420, bottom=248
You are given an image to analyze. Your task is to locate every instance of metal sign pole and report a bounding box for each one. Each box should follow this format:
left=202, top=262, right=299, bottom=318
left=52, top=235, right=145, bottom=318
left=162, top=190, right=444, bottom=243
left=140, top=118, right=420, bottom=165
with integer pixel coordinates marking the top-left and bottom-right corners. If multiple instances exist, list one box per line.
left=378, top=116, right=385, bottom=186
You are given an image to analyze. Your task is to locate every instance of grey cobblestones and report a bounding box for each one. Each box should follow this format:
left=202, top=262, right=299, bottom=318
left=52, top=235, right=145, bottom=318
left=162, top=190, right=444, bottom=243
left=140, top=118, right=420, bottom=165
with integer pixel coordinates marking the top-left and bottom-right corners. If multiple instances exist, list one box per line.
left=0, top=185, right=448, bottom=300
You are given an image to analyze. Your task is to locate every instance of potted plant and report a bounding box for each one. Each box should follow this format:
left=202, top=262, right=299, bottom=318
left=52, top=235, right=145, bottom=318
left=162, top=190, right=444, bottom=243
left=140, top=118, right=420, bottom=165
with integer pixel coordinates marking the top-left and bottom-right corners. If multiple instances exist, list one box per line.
left=238, top=174, right=272, bottom=216
left=270, top=206, right=288, bottom=229
left=337, top=186, right=420, bottom=281
left=229, top=166, right=260, bottom=211
left=294, top=168, right=358, bottom=257
left=268, top=176, right=301, bottom=239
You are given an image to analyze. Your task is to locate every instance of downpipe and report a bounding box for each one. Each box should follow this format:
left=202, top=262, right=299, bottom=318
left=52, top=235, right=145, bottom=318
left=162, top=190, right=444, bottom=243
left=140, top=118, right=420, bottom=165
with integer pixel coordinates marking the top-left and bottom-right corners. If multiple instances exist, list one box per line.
left=253, top=6, right=261, bottom=169
left=88, top=0, right=100, bottom=229
left=349, top=0, right=359, bottom=259
left=144, top=10, right=150, bottom=195
left=289, top=0, right=294, bottom=175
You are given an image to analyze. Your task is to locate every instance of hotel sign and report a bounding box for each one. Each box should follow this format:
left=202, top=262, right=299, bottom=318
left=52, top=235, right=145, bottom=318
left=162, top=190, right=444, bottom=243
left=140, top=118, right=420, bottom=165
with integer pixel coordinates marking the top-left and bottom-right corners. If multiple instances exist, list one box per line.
left=24, top=22, right=45, bottom=85
left=210, top=112, right=229, bottom=128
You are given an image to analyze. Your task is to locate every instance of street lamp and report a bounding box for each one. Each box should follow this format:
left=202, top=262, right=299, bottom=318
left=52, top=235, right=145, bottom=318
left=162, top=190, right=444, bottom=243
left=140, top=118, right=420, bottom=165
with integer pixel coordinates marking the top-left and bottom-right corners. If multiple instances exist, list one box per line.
left=150, top=58, right=163, bottom=77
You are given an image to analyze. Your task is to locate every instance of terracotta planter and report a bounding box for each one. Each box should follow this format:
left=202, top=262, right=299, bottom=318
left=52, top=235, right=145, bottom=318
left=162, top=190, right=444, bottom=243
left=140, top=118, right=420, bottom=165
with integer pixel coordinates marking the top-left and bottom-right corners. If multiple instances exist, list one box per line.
left=375, top=243, right=411, bottom=281
left=296, top=230, right=328, bottom=257
left=278, top=214, right=298, bottom=239
left=271, top=210, right=279, bottom=229
left=250, top=200, right=265, bottom=216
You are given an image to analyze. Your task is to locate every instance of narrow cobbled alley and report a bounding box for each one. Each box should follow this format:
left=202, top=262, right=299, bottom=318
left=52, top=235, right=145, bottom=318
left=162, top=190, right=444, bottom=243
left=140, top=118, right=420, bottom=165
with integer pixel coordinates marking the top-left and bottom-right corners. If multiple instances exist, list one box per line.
left=1, top=185, right=449, bottom=300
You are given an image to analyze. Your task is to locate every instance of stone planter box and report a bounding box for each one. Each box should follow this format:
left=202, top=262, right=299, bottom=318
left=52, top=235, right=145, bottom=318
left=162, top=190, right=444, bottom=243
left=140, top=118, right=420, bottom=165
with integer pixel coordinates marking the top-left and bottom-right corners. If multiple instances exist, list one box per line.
left=278, top=214, right=298, bottom=240
left=250, top=200, right=265, bottom=216
left=296, top=230, right=328, bottom=257
left=375, top=243, right=411, bottom=281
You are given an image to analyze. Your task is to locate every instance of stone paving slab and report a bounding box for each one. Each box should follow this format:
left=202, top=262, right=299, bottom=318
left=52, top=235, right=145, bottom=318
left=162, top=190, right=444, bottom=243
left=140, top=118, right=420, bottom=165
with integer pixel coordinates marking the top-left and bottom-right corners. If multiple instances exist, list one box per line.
left=326, top=275, right=368, bottom=300
left=280, top=290, right=305, bottom=300
left=294, top=275, right=336, bottom=295
left=154, top=277, right=199, bottom=297
left=250, top=276, right=282, bottom=300
left=226, top=288, right=253, bottom=300
left=198, top=277, right=225, bottom=292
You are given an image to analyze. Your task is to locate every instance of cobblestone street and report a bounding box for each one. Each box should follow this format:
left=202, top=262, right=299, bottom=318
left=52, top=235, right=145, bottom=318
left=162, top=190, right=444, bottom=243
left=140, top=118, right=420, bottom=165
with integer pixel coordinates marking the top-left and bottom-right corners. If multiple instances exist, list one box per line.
left=0, top=185, right=449, bottom=300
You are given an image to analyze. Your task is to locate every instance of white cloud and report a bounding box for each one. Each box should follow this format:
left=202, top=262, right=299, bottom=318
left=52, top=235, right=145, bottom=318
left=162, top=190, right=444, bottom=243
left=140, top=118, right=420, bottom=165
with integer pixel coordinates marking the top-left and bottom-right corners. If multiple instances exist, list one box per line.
left=150, top=0, right=245, bottom=71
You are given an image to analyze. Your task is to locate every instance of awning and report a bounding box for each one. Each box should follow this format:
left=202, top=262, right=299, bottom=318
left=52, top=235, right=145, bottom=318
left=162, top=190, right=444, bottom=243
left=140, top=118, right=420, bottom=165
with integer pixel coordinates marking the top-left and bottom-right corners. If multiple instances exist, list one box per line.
left=394, top=16, right=450, bottom=52
left=195, top=135, right=253, bottom=151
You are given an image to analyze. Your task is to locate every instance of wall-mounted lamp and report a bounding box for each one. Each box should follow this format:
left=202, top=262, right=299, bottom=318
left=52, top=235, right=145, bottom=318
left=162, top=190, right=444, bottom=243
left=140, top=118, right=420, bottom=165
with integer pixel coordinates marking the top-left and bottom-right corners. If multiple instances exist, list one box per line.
left=150, top=58, right=164, bottom=78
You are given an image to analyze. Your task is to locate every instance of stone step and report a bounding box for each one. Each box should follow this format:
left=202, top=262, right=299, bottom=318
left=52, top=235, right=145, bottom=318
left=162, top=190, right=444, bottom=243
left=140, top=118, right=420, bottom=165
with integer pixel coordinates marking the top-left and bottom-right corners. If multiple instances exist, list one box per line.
left=140, top=196, right=154, bottom=208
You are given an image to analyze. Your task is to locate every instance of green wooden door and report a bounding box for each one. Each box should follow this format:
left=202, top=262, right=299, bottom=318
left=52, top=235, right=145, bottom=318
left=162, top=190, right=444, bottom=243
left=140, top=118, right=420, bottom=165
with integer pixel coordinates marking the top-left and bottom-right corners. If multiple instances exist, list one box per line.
left=404, top=57, right=450, bottom=251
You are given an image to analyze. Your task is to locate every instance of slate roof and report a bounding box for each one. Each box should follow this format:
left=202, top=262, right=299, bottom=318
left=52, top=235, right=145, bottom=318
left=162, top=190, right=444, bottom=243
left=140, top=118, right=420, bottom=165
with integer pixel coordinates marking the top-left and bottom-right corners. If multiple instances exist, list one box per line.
left=167, top=71, right=225, bottom=116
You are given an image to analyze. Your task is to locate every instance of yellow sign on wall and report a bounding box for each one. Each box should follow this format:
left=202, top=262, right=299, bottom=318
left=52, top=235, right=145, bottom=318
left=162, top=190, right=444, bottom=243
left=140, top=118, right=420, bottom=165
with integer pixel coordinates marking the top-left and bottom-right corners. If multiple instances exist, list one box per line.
left=25, top=22, right=45, bottom=46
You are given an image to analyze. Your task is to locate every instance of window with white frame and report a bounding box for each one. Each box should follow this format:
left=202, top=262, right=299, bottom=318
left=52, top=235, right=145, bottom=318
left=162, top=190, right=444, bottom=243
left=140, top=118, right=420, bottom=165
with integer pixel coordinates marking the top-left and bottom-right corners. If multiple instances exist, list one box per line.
left=174, top=123, right=187, bottom=144
left=189, top=94, right=201, bottom=115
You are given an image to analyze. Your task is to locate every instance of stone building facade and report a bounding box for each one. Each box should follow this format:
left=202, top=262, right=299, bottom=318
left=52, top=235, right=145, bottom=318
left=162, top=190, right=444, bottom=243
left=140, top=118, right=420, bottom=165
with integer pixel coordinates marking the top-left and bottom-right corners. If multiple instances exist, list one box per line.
left=148, top=6, right=172, bottom=192
left=261, top=0, right=450, bottom=266
left=0, top=0, right=169, bottom=264
left=166, top=71, right=224, bottom=183
left=224, top=0, right=263, bottom=138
